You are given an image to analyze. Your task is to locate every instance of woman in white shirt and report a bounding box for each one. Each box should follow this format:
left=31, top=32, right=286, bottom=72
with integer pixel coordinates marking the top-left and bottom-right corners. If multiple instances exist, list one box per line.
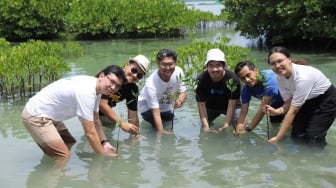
left=265, top=46, right=336, bottom=147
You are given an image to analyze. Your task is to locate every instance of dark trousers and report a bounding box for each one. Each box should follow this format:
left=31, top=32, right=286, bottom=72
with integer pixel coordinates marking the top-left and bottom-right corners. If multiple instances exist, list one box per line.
left=291, top=85, right=336, bottom=145
left=141, top=110, right=174, bottom=129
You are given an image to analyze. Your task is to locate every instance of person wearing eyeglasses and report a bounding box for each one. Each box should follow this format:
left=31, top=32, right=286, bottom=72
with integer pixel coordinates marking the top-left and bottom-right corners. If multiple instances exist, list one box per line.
left=138, top=48, right=187, bottom=134
left=265, top=46, right=336, bottom=146
left=98, top=55, right=150, bottom=136
left=22, top=65, right=126, bottom=167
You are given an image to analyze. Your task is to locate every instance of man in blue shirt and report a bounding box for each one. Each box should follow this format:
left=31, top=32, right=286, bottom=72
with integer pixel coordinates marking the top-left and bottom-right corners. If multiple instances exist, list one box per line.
left=234, top=61, right=284, bottom=134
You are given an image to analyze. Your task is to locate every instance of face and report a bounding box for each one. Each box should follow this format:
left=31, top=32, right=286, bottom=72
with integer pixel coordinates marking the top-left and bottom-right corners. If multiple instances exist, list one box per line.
left=207, top=61, right=225, bottom=82
left=125, top=62, right=145, bottom=83
left=269, top=52, right=292, bottom=77
left=157, top=57, right=176, bottom=81
left=97, top=73, right=122, bottom=95
left=237, top=65, right=258, bottom=87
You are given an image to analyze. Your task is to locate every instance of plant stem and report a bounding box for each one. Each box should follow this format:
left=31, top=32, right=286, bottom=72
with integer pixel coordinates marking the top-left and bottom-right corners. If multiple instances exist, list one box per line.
left=116, top=126, right=120, bottom=154
left=171, top=109, right=174, bottom=130
left=265, top=106, right=270, bottom=140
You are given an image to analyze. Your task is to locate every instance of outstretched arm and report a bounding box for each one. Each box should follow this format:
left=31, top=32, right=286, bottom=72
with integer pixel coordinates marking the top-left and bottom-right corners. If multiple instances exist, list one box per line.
left=268, top=104, right=300, bottom=143
left=235, top=103, right=249, bottom=134
left=219, top=99, right=238, bottom=131
left=152, top=108, right=173, bottom=134
left=80, top=117, right=107, bottom=155
left=247, top=96, right=273, bottom=131
left=174, top=92, right=187, bottom=109
left=197, top=102, right=217, bottom=133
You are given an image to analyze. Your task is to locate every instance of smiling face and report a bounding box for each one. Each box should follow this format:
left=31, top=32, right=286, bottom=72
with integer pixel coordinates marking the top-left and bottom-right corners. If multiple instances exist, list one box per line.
left=97, top=73, right=122, bottom=95
left=157, top=56, right=176, bottom=82
left=269, top=52, right=292, bottom=78
left=237, top=65, right=259, bottom=87
left=124, top=62, right=145, bottom=83
left=206, top=61, right=225, bottom=82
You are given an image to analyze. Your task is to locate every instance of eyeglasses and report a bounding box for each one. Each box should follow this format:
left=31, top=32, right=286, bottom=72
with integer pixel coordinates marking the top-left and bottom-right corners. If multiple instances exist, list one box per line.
left=131, top=67, right=144, bottom=80
left=106, top=75, right=121, bottom=90
left=269, top=58, right=286, bottom=66
left=159, top=62, right=175, bottom=68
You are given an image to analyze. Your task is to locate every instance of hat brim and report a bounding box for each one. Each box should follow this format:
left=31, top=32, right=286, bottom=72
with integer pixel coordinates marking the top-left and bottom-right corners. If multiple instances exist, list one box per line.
left=130, top=59, right=147, bottom=74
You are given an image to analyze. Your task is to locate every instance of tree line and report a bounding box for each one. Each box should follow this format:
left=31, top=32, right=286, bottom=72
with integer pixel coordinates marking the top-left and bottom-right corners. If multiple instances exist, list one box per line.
left=222, top=0, right=336, bottom=49
left=0, top=0, right=222, bottom=41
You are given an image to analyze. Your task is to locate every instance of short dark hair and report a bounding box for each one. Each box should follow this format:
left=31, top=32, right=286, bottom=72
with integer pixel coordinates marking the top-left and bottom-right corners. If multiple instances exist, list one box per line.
left=95, top=65, right=126, bottom=84
left=156, top=48, right=177, bottom=62
left=234, top=61, right=255, bottom=75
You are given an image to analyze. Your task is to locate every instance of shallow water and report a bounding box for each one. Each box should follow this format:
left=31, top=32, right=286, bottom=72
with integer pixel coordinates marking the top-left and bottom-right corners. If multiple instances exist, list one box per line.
left=1, top=21, right=336, bottom=188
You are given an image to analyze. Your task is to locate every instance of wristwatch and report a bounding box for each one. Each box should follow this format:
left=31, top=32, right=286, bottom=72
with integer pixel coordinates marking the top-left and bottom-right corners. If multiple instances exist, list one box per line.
left=101, top=139, right=109, bottom=146
left=245, top=126, right=252, bottom=132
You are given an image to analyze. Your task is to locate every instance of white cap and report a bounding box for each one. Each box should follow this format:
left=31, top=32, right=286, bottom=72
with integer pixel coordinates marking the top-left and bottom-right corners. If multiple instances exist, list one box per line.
left=130, top=55, right=150, bottom=74
left=205, top=48, right=226, bottom=65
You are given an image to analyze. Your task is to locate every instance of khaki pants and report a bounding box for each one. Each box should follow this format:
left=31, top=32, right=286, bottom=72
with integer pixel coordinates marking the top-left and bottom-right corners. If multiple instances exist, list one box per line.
left=22, top=108, right=76, bottom=158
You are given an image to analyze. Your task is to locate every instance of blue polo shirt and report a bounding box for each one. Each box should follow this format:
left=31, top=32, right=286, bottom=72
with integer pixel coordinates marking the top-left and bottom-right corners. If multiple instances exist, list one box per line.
left=241, top=70, right=283, bottom=107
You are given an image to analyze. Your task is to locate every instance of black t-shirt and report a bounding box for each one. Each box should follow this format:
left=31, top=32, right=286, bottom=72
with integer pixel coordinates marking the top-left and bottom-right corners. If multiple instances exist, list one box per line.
left=195, top=70, right=241, bottom=111
left=99, top=83, right=139, bottom=115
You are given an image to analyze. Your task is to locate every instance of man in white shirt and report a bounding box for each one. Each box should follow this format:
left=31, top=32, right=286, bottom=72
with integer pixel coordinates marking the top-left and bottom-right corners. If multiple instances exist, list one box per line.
left=138, top=48, right=187, bottom=134
left=22, top=65, right=126, bottom=167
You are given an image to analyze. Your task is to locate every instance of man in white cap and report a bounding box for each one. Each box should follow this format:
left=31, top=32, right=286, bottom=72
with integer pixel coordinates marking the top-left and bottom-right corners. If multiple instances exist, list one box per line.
left=98, top=55, right=150, bottom=136
left=196, top=48, right=241, bottom=133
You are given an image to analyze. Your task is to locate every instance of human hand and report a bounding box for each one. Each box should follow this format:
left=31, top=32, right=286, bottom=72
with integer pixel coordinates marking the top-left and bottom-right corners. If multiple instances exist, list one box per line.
left=103, top=142, right=117, bottom=157
left=218, top=124, right=229, bottom=132
left=268, top=136, right=280, bottom=144
left=202, top=126, right=219, bottom=133
left=121, top=122, right=139, bottom=135
left=173, top=99, right=184, bottom=109
left=232, top=128, right=246, bottom=135
left=233, top=124, right=247, bottom=135
left=263, top=105, right=277, bottom=116
left=161, top=129, right=174, bottom=135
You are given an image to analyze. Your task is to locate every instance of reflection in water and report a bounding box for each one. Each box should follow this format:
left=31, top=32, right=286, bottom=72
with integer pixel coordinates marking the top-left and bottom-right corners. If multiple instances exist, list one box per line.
left=1, top=29, right=336, bottom=187
left=26, top=156, right=66, bottom=188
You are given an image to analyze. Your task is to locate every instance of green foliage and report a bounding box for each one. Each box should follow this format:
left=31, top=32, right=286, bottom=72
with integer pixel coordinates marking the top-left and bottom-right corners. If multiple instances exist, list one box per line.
left=0, top=0, right=71, bottom=41
left=225, top=78, right=237, bottom=94
left=1, top=0, right=223, bottom=40
left=66, top=0, right=200, bottom=39
left=115, top=119, right=121, bottom=154
left=176, top=36, right=251, bottom=91
left=222, top=0, right=336, bottom=48
left=0, top=38, right=83, bottom=99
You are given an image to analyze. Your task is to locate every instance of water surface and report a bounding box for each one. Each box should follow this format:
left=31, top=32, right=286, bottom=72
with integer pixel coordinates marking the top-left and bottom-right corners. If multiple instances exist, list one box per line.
left=1, top=28, right=336, bottom=188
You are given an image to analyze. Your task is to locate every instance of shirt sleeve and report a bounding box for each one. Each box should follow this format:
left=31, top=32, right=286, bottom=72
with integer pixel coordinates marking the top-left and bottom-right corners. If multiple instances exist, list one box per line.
left=126, top=84, right=139, bottom=111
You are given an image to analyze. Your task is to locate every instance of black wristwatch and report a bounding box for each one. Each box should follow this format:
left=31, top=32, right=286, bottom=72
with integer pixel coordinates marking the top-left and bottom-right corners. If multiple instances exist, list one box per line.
left=245, top=126, right=252, bottom=132
left=101, top=139, right=109, bottom=146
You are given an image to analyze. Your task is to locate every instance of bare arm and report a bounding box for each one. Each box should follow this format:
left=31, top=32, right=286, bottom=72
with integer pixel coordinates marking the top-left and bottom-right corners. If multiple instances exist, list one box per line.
left=125, top=109, right=139, bottom=135
left=248, top=96, right=273, bottom=130
left=197, top=102, right=217, bottom=132
left=99, top=98, right=120, bottom=123
left=93, top=112, right=116, bottom=155
left=264, top=98, right=291, bottom=117
left=174, top=92, right=187, bottom=109
left=269, top=104, right=300, bottom=143
left=80, top=117, right=105, bottom=154
left=99, top=98, right=138, bottom=134
left=235, top=103, right=249, bottom=133
left=220, top=99, right=238, bottom=130
left=152, top=108, right=163, bottom=131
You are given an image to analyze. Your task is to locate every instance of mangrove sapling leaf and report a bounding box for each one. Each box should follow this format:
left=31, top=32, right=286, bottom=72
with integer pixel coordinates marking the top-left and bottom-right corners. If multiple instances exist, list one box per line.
left=226, top=78, right=238, bottom=132
left=171, top=73, right=183, bottom=130
left=115, top=119, right=121, bottom=154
